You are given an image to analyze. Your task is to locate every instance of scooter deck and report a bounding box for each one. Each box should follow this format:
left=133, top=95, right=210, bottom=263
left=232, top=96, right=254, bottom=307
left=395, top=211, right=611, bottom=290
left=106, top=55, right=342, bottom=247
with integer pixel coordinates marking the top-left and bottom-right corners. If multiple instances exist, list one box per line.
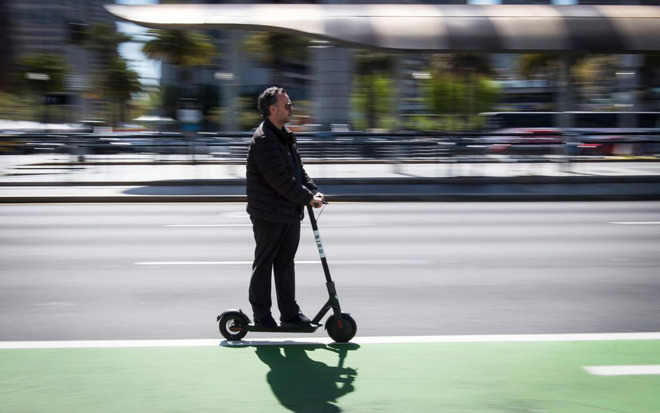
left=242, top=323, right=321, bottom=333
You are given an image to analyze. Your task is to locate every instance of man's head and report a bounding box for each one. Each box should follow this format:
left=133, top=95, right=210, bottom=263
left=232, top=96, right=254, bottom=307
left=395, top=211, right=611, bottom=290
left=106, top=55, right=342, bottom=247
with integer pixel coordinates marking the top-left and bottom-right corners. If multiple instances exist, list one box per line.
left=258, top=86, right=293, bottom=128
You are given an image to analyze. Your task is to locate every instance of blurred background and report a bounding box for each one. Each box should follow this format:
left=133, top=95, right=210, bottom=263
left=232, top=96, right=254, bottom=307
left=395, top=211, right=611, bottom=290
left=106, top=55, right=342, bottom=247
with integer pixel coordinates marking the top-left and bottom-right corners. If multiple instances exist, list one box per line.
left=0, top=0, right=659, bottom=162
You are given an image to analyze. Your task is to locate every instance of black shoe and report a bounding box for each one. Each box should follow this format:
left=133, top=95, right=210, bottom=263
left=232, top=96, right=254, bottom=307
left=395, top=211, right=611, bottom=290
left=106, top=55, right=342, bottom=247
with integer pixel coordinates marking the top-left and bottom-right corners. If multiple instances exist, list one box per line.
left=255, top=315, right=277, bottom=328
left=281, top=313, right=312, bottom=328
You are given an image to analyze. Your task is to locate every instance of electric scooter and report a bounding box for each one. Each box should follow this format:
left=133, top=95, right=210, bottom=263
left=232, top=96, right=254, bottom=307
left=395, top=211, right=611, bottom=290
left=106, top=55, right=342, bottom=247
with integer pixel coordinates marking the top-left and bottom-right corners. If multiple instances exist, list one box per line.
left=217, top=203, right=357, bottom=343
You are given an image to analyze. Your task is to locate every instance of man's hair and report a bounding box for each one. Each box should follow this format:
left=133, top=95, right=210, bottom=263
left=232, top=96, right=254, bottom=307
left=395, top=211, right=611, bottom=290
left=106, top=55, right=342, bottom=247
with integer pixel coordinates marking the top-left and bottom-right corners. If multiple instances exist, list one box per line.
left=257, top=86, right=285, bottom=119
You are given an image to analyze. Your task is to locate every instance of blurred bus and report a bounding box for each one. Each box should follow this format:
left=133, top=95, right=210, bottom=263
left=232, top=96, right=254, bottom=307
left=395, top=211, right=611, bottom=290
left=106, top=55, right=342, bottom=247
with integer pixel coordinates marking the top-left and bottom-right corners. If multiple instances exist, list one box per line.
left=479, top=111, right=660, bottom=131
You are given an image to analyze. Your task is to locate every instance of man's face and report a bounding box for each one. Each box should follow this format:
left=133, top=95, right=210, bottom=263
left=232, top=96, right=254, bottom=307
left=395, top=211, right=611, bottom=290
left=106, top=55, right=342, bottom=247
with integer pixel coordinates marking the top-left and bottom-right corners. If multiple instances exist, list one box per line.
left=270, top=93, right=293, bottom=127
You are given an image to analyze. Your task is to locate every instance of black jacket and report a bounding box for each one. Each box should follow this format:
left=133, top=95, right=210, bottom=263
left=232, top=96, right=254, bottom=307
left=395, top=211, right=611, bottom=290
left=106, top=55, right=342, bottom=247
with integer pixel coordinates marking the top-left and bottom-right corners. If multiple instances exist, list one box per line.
left=246, top=119, right=318, bottom=224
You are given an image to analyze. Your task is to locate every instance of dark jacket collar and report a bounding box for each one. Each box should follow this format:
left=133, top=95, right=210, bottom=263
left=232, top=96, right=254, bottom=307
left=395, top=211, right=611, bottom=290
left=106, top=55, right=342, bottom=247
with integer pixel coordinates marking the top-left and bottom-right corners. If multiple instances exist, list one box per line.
left=264, top=118, right=295, bottom=144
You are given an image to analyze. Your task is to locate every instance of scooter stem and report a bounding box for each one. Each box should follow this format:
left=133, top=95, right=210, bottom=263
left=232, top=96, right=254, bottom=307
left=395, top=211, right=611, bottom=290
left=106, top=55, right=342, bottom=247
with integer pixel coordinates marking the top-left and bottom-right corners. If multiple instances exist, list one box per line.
left=307, top=204, right=333, bottom=285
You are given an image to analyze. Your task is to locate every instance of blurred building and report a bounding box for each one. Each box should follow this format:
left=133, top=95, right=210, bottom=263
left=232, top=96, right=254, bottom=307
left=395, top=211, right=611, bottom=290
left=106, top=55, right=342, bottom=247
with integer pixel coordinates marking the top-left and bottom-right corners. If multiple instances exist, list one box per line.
left=0, top=0, right=10, bottom=92
left=2, top=0, right=114, bottom=118
left=158, top=0, right=319, bottom=131
left=151, top=0, right=659, bottom=131
left=7, top=0, right=657, bottom=128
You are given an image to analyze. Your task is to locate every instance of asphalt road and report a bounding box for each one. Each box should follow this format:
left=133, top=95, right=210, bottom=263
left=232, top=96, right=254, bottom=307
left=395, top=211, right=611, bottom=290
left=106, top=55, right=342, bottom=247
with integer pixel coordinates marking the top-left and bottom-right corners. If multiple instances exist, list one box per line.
left=1, top=201, right=659, bottom=341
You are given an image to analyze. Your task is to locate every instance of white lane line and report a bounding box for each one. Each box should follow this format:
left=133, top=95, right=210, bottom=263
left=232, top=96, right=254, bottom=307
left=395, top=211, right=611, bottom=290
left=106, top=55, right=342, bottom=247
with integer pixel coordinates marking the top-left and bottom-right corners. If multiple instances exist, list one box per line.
left=350, top=332, right=660, bottom=344
left=164, top=224, right=362, bottom=228
left=2, top=332, right=660, bottom=350
left=137, top=261, right=255, bottom=265
left=0, top=339, right=220, bottom=350
left=610, top=222, right=660, bottom=225
left=135, top=260, right=431, bottom=266
left=165, top=224, right=251, bottom=227
left=583, top=365, right=660, bottom=376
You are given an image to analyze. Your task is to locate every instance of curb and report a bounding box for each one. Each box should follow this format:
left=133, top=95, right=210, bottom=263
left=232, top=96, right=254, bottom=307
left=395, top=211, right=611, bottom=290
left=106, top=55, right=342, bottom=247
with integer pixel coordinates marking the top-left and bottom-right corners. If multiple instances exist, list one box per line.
left=2, top=175, right=660, bottom=204
left=3, top=185, right=660, bottom=204
left=2, top=174, right=660, bottom=187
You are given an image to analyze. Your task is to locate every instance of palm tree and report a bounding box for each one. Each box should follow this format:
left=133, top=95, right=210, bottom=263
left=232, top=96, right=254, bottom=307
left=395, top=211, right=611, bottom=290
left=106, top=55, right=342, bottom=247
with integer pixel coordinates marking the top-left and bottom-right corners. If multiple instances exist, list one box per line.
left=103, top=57, right=142, bottom=124
left=13, top=53, right=70, bottom=123
left=83, top=23, right=132, bottom=66
left=14, top=53, right=69, bottom=94
left=73, top=22, right=135, bottom=123
left=143, top=28, right=216, bottom=97
left=244, top=31, right=310, bottom=87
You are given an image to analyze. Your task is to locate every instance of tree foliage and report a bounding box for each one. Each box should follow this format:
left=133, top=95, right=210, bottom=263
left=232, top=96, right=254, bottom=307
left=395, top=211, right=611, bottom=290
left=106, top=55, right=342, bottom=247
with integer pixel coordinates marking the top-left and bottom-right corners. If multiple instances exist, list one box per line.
left=243, top=31, right=310, bottom=87
left=13, top=54, right=70, bottom=94
left=82, top=23, right=132, bottom=65
left=571, top=55, right=618, bottom=106
left=351, top=73, right=395, bottom=131
left=143, top=28, right=217, bottom=111
left=102, top=57, right=142, bottom=123
left=143, top=29, right=216, bottom=68
left=423, top=54, right=499, bottom=131
left=349, top=50, right=396, bottom=130
left=244, top=32, right=309, bottom=67
left=75, top=23, right=142, bottom=124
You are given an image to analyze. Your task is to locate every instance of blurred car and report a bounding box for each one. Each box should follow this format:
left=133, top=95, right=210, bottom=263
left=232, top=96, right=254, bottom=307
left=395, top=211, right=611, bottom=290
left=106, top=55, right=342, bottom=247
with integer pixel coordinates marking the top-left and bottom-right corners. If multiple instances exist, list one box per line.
left=482, top=128, right=563, bottom=156
left=570, top=128, right=660, bottom=157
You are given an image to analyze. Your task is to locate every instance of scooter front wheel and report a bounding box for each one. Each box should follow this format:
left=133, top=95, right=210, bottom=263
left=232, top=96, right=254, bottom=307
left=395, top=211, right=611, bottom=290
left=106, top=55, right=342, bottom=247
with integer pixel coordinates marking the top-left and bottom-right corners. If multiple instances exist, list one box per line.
left=326, top=313, right=357, bottom=343
left=218, top=311, right=249, bottom=341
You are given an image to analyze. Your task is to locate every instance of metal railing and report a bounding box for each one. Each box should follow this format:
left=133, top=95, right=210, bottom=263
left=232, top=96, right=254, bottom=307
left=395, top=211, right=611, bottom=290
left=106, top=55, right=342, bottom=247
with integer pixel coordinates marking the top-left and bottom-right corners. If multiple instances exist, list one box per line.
left=1, top=130, right=659, bottom=162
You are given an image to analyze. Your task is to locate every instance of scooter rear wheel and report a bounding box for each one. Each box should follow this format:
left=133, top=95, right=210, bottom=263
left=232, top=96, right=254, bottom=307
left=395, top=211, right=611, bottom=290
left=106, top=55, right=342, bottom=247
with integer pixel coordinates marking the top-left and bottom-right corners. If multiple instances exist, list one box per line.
left=326, top=313, right=357, bottom=343
left=218, top=311, right=249, bottom=341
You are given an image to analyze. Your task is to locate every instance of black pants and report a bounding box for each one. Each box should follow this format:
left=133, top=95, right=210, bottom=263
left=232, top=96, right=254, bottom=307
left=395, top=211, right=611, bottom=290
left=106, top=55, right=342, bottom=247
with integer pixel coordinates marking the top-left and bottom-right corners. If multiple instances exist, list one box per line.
left=250, top=216, right=301, bottom=321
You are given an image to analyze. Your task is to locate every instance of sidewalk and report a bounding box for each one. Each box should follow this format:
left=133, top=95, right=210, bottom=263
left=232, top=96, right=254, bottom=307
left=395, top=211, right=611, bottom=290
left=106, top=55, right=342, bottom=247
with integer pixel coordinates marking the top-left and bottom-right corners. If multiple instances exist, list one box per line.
left=1, top=154, right=660, bottom=202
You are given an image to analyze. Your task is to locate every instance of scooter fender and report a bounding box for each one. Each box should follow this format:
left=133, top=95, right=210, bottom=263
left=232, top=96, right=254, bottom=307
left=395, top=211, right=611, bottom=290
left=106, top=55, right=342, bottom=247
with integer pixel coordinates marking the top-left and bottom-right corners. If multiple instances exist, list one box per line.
left=217, top=309, right=251, bottom=324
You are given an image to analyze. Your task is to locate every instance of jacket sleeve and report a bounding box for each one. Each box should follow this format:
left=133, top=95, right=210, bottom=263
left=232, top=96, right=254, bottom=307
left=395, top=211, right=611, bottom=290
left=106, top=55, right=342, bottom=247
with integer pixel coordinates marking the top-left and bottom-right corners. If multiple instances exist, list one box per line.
left=252, top=137, right=315, bottom=205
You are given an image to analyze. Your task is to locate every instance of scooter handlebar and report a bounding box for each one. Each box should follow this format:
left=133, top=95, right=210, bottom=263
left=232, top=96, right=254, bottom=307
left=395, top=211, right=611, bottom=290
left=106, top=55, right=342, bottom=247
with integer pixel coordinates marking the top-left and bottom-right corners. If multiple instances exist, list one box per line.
left=310, top=196, right=328, bottom=209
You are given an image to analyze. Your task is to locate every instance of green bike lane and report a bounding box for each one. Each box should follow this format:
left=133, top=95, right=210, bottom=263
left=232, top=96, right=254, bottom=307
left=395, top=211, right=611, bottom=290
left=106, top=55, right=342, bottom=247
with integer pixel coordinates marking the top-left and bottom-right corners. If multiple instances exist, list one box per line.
left=1, top=335, right=659, bottom=413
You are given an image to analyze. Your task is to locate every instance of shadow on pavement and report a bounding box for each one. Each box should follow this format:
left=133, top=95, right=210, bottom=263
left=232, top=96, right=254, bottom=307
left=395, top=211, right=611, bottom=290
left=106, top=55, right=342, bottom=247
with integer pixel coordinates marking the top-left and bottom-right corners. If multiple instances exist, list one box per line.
left=253, top=343, right=359, bottom=413
left=122, top=185, right=244, bottom=196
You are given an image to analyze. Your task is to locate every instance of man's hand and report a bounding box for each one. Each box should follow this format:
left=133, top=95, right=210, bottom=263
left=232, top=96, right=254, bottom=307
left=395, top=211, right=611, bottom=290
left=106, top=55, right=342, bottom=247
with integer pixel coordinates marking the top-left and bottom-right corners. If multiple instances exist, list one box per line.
left=310, top=193, right=325, bottom=208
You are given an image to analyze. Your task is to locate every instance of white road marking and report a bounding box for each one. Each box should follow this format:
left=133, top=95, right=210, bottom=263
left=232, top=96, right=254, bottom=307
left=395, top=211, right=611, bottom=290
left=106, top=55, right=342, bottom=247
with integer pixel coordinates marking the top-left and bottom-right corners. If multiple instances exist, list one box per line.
left=164, top=224, right=362, bottom=228
left=219, top=212, right=249, bottom=218
left=610, top=222, right=660, bottom=225
left=2, top=332, right=659, bottom=350
left=164, top=224, right=251, bottom=227
left=137, top=261, right=255, bottom=265
left=583, top=365, right=660, bottom=376
left=135, top=260, right=431, bottom=266
left=33, top=302, right=77, bottom=307
left=0, top=339, right=219, bottom=350
left=347, top=332, right=660, bottom=344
